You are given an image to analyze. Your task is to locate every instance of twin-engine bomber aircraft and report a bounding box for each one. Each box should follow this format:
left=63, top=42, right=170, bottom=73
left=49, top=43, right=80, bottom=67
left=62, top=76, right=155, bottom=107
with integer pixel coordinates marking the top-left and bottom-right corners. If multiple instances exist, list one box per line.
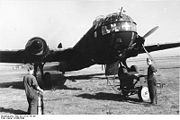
left=0, top=9, right=180, bottom=79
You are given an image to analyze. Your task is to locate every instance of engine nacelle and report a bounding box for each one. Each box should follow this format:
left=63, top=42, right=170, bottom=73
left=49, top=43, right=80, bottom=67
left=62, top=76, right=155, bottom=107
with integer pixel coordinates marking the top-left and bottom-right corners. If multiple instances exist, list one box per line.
left=25, top=37, right=49, bottom=63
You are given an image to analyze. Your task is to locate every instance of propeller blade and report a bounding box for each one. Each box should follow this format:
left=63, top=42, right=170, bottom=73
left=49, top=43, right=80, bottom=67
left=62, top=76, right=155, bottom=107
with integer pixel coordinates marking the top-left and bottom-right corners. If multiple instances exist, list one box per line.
left=141, top=26, right=159, bottom=65
left=143, top=26, right=159, bottom=39
left=142, top=44, right=155, bottom=62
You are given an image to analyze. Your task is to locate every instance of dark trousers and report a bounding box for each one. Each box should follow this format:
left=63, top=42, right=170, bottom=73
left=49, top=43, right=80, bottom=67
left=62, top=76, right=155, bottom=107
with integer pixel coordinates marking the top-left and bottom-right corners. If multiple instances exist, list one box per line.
left=147, top=77, right=157, bottom=104
left=27, top=96, right=38, bottom=114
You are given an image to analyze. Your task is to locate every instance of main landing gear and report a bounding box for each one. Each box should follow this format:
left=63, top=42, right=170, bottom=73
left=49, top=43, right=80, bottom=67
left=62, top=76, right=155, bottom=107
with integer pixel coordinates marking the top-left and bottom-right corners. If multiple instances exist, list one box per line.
left=33, top=63, right=66, bottom=89
left=33, top=63, right=45, bottom=79
left=117, top=62, right=151, bottom=102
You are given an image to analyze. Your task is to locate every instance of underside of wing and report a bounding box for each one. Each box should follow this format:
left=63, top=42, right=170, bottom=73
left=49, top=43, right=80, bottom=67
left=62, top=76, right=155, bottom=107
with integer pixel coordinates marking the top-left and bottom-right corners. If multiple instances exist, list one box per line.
left=45, top=48, right=95, bottom=72
left=44, top=48, right=74, bottom=62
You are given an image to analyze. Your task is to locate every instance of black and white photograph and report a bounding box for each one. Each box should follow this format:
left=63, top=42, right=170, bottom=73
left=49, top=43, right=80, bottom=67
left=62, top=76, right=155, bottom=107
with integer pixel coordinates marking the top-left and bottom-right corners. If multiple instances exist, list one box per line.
left=0, top=0, right=179, bottom=118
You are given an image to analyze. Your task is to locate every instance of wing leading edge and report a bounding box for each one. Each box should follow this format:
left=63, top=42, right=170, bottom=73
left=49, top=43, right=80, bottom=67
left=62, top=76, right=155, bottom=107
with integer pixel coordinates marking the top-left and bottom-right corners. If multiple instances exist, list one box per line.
left=139, top=42, right=180, bottom=54
left=0, top=50, right=25, bottom=63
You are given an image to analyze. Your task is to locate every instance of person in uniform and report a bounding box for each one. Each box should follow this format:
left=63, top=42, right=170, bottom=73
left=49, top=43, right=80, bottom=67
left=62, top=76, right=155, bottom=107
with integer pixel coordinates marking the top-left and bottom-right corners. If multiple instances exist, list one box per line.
left=118, top=65, right=140, bottom=90
left=23, top=65, right=44, bottom=114
left=146, top=58, right=157, bottom=104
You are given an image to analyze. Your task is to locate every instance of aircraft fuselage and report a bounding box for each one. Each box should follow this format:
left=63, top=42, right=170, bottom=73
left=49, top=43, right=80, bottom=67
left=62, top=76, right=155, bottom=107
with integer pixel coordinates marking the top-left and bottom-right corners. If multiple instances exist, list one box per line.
left=58, top=12, right=140, bottom=71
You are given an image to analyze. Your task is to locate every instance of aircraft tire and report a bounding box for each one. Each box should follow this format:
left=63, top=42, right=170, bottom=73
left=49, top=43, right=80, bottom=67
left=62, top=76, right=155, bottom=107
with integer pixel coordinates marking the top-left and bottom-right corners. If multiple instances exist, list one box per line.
left=122, top=89, right=128, bottom=99
left=138, top=86, right=150, bottom=102
left=57, top=73, right=66, bottom=87
left=130, top=65, right=138, bottom=72
left=43, top=72, right=52, bottom=89
left=44, top=72, right=51, bottom=81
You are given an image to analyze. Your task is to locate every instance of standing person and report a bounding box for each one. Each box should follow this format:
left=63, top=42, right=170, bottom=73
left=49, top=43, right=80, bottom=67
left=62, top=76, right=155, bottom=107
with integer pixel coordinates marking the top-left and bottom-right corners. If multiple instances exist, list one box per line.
left=146, top=58, right=157, bottom=104
left=23, top=65, right=44, bottom=114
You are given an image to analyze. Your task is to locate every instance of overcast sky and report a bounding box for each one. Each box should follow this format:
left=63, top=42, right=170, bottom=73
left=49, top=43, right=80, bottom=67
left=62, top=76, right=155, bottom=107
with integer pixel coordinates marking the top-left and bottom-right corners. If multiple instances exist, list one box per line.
left=0, top=0, right=179, bottom=56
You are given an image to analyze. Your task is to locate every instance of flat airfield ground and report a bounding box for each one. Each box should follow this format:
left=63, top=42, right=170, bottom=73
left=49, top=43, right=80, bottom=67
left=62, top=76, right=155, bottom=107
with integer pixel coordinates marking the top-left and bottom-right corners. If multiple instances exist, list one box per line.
left=0, top=56, right=179, bottom=115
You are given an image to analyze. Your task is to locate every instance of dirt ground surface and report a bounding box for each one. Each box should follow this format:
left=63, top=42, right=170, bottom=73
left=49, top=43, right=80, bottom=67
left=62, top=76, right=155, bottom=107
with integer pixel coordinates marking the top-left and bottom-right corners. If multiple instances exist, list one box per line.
left=0, top=56, right=179, bottom=115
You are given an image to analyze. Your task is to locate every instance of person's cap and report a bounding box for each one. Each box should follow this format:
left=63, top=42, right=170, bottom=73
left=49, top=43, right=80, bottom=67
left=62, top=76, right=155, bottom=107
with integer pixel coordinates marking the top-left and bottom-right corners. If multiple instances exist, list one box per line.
left=27, top=65, right=34, bottom=71
left=146, top=58, right=152, bottom=62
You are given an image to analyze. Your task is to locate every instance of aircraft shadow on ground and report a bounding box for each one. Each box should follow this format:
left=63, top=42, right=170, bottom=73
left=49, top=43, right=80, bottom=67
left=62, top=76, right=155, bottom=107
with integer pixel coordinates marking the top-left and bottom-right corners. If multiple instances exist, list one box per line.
left=0, top=73, right=110, bottom=90
left=76, top=92, right=148, bottom=105
left=0, top=81, right=24, bottom=89
left=0, top=107, right=26, bottom=114
left=0, top=80, right=81, bottom=91
left=59, top=85, right=82, bottom=90
left=45, top=85, right=82, bottom=91
left=65, top=73, right=106, bottom=80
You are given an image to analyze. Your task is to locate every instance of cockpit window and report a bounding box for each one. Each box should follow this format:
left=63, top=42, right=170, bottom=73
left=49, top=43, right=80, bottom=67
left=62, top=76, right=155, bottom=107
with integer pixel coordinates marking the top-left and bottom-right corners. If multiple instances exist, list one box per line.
left=93, top=12, right=137, bottom=35
left=101, top=22, right=137, bottom=35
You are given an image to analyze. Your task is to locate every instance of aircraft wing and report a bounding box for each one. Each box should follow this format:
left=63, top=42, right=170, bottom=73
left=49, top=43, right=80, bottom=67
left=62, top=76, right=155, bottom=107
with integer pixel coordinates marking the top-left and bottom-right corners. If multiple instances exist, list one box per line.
left=0, top=50, right=25, bottom=63
left=139, top=42, right=180, bottom=54
left=1, top=42, right=180, bottom=64
left=44, top=48, right=95, bottom=72
left=44, top=48, right=74, bottom=62
left=0, top=48, right=73, bottom=64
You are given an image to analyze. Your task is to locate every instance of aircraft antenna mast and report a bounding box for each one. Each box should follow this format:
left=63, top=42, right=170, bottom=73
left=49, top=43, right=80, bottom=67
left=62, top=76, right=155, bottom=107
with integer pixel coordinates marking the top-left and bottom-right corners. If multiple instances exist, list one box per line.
left=119, top=7, right=126, bottom=17
left=119, top=7, right=123, bottom=17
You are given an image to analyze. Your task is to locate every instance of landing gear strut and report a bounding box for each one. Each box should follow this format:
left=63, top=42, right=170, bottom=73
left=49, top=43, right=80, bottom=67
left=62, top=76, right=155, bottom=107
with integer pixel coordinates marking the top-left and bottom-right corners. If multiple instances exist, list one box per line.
left=120, top=59, right=130, bottom=70
left=33, top=62, right=45, bottom=79
left=33, top=63, right=53, bottom=89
